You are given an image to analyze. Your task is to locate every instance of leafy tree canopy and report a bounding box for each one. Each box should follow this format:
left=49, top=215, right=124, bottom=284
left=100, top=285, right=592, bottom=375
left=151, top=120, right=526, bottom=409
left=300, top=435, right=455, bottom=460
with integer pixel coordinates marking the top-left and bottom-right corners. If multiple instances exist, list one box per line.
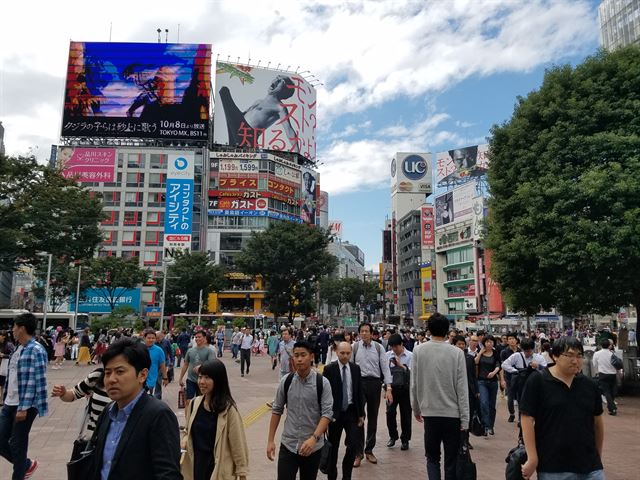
left=160, top=252, right=228, bottom=314
left=487, top=46, right=640, bottom=315
left=236, top=221, right=338, bottom=320
left=0, top=155, right=105, bottom=272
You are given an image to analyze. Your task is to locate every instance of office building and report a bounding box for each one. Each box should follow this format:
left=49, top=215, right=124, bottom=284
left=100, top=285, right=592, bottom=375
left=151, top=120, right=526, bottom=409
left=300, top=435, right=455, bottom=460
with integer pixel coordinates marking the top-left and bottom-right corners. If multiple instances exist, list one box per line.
left=599, top=0, right=640, bottom=50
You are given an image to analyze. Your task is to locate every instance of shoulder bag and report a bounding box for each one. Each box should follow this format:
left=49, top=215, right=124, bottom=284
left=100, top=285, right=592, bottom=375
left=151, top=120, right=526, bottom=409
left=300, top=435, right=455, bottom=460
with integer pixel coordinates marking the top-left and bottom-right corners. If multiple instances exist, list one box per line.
left=67, top=402, right=98, bottom=480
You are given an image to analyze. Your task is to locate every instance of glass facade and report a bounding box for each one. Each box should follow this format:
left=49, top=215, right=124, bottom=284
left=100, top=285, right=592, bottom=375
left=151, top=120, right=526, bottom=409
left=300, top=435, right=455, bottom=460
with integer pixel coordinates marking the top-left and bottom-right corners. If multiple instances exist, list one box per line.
left=599, top=0, right=640, bottom=50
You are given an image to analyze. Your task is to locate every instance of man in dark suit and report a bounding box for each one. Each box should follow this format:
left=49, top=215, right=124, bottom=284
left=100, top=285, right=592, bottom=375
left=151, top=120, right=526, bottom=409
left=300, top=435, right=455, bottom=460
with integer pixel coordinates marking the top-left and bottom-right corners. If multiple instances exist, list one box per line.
left=323, top=342, right=365, bottom=480
left=92, top=338, right=181, bottom=480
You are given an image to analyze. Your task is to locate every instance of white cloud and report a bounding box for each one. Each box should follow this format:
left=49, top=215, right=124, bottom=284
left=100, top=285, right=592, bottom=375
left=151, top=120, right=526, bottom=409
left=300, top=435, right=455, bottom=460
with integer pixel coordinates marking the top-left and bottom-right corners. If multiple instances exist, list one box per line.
left=0, top=0, right=597, bottom=173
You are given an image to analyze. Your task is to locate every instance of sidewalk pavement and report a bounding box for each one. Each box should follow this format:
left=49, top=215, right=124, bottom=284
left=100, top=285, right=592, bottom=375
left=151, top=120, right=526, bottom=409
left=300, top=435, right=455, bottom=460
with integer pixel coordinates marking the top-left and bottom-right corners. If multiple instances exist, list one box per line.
left=1, top=350, right=638, bottom=479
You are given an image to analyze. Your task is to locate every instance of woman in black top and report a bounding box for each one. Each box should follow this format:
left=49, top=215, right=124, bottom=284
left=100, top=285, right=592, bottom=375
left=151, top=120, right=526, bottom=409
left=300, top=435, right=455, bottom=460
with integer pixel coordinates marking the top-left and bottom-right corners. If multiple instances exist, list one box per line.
left=474, top=334, right=501, bottom=436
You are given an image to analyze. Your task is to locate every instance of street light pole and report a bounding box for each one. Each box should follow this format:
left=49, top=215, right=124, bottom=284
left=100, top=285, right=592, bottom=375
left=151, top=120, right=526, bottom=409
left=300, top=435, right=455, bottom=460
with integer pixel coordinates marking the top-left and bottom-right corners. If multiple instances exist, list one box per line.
left=42, top=253, right=53, bottom=332
left=197, top=289, right=203, bottom=326
left=160, top=261, right=168, bottom=331
left=73, top=265, right=82, bottom=330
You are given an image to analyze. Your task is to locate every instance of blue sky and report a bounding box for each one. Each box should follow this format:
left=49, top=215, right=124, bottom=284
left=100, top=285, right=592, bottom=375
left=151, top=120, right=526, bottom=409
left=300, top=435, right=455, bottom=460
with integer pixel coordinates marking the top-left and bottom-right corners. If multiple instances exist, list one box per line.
left=0, top=0, right=602, bottom=267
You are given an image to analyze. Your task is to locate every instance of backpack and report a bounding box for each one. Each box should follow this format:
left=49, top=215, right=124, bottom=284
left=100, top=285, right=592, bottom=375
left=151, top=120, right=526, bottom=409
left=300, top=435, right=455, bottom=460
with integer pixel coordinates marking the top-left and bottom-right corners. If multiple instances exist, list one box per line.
left=509, top=353, right=534, bottom=401
left=352, top=341, right=384, bottom=379
left=610, top=351, right=623, bottom=370
left=283, top=372, right=323, bottom=409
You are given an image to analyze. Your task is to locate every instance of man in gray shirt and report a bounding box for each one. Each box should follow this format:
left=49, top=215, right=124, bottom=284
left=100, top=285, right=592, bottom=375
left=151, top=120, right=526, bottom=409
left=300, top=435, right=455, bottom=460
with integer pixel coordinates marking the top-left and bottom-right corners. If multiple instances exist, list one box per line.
left=267, top=340, right=333, bottom=480
left=411, top=313, right=469, bottom=480
left=351, top=323, right=393, bottom=466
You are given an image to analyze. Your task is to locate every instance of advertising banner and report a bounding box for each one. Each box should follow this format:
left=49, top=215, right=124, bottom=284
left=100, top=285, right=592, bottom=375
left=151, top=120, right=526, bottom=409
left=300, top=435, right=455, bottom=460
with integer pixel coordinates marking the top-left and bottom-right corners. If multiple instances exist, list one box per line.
left=421, top=265, right=434, bottom=315
left=447, top=283, right=476, bottom=298
left=219, top=175, right=258, bottom=190
left=268, top=176, right=297, bottom=197
left=208, top=209, right=267, bottom=217
left=56, top=146, right=116, bottom=182
left=434, top=180, right=477, bottom=228
left=62, top=42, right=211, bottom=140
left=391, top=152, right=433, bottom=194
left=164, top=152, right=194, bottom=258
left=435, top=224, right=473, bottom=252
left=71, top=288, right=140, bottom=313
left=485, top=250, right=505, bottom=314
left=218, top=158, right=260, bottom=173
left=420, top=205, right=435, bottom=247
left=407, top=287, right=414, bottom=316
left=329, top=221, right=343, bottom=238
left=300, top=167, right=318, bottom=224
left=274, top=163, right=302, bottom=183
left=436, top=144, right=489, bottom=187
left=383, top=229, right=392, bottom=262
left=208, top=197, right=267, bottom=211
left=213, top=62, right=317, bottom=159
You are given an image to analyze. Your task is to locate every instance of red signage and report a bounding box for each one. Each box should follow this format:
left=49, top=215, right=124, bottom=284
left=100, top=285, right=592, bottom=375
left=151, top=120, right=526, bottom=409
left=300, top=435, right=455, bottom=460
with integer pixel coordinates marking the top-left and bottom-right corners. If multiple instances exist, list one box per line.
left=209, top=198, right=267, bottom=210
left=268, top=177, right=296, bottom=197
left=219, top=176, right=258, bottom=190
left=421, top=205, right=435, bottom=247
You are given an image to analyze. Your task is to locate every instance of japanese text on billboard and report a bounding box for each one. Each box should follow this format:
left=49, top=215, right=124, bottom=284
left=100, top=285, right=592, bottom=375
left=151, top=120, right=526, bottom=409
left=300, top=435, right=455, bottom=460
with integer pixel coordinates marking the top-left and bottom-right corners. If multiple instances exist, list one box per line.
left=436, top=144, right=489, bottom=186
left=56, top=147, right=116, bottom=182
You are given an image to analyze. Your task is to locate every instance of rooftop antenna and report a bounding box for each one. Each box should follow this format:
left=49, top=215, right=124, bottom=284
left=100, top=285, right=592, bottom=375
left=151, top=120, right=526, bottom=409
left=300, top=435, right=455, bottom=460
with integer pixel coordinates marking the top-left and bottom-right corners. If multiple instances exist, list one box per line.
left=165, top=29, right=169, bottom=43
left=237, top=56, right=240, bottom=64
left=177, top=24, right=181, bottom=42
left=267, top=61, right=271, bottom=68
left=295, top=66, right=300, bottom=73
left=257, top=60, right=261, bottom=67
left=109, top=22, right=113, bottom=42
left=157, top=28, right=162, bottom=43
left=276, top=63, right=281, bottom=70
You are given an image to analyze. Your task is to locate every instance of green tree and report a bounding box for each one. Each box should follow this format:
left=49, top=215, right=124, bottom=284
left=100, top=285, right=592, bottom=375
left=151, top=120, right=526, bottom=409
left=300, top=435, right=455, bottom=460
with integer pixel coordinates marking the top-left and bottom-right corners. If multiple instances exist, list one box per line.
left=0, top=155, right=104, bottom=272
left=236, top=222, right=338, bottom=320
left=319, top=277, right=363, bottom=315
left=32, top=260, right=91, bottom=312
left=487, top=46, right=640, bottom=316
left=160, top=252, right=228, bottom=314
left=83, top=256, right=149, bottom=312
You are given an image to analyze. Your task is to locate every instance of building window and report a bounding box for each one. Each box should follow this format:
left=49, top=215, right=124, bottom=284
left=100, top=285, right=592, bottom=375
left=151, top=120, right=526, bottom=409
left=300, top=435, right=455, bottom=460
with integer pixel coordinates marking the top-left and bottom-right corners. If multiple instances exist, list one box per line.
left=145, top=231, right=161, bottom=245
left=103, top=191, right=121, bottom=206
left=102, top=231, right=118, bottom=246
left=104, top=172, right=122, bottom=188
left=126, top=172, right=144, bottom=187
left=146, top=211, right=163, bottom=225
left=149, top=154, right=166, bottom=169
left=148, top=172, right=166, bottom=188
left=122, top=231, right=141, bottom=246
left=127, top=153, right=146, bottom=168
left=101, top=211, right=120, bottom=226
left=121, top=250, right=139, bottom=259
left=125, top=192, right=144, bottom=207
left=143, top=250, right=161, bottom=266
left=123, top=211, right=141, bottom=226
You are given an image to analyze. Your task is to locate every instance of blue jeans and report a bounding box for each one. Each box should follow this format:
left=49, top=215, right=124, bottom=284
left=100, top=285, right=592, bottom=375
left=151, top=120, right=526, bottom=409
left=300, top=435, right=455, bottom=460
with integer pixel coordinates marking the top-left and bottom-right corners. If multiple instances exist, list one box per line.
left=217, top=340, right=224, bottom=357
left=0, top=405, right=38, bottom=480
left=478, top=379, right=498, bottom=429
left=231, top=344, right=239, bottom=359
left=538, top=471, right=605, bottom=480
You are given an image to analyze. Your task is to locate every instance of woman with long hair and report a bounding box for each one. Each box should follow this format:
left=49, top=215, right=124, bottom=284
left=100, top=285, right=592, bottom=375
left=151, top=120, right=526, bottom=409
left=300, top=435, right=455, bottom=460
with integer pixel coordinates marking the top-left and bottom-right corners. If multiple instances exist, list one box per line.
left=181, top=359, right=249, bottom=480
left=474, top=334, right=502, bottom=436
left=53, top=330, right=68, bottom=369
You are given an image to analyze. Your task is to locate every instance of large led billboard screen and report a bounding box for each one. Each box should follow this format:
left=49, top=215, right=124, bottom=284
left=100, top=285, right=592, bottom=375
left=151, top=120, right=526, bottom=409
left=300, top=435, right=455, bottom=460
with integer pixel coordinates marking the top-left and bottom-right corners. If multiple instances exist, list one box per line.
left=436, top=144, right=489, bottom=187
left=213, top=62, right=317, bottom=160
left=61, top=42, right=211, bottom=140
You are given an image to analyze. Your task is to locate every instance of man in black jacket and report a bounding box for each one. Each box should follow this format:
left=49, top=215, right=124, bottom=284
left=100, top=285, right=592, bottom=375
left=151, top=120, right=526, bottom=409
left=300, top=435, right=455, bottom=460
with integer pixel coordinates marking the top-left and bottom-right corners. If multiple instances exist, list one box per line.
left=323, top=342, right=365, bottom=480
left=92, top=338, right=181, bottom=480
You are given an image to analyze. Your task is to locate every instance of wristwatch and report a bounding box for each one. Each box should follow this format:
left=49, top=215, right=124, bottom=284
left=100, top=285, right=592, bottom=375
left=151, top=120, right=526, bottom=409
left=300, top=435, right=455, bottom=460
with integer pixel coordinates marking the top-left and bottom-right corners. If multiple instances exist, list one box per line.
left=312, top=434, right=321, bottom=442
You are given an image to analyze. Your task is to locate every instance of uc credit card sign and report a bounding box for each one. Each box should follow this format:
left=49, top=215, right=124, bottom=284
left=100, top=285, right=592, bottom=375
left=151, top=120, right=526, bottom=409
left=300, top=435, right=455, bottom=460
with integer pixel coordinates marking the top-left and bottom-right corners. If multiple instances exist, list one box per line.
left=164, top=152, right=194, bottom=254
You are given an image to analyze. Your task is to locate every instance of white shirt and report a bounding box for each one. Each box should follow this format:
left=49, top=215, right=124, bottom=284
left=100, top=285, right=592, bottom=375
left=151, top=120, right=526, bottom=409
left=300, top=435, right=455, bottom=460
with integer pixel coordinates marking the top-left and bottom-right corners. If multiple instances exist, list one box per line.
left=386, top=348, right=413, bottom=370
left=240, top=334, right=254, bottom=349
left=501, top=351, right=547, bottom=373
left=592, top=348, right=618, bottom=374
left=5, top=345, right=23, bottom=406
left=337, top=361, right=353, bottom=406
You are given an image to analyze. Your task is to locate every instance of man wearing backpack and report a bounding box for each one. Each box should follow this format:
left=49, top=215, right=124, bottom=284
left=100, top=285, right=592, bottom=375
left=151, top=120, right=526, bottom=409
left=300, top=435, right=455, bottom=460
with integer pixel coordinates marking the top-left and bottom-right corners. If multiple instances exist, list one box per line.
left=592, top=339, right=621, bottom=416
left=385, top=333, right=413, bottom=450
left=267, top=340, right=333, bottom=480
left=351, top=322, right=393, bottom=467
left=501, top=338, right=547, bottom=414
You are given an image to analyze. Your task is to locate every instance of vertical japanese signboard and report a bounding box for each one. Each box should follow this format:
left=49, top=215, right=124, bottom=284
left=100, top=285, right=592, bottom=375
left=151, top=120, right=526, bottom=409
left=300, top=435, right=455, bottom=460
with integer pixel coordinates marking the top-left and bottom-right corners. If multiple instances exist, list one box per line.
left=420, top=205, right=435, bottom=247
left=213, top=62, right=317, bottom=160
left=164, top=152, right=194, bottom=260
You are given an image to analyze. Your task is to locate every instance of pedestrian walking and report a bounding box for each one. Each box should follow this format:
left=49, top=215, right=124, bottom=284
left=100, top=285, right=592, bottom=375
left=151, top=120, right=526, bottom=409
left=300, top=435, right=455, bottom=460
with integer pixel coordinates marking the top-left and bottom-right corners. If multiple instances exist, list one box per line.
left=499, top=332, right=521, bottom=423
left=411, top=312, right=469, bottom=480
left=240, top=328, right=254, bottom=377
left=351, top=322, right=393, bottom=467
left=268, top=331, right=280, bottom=370
left=215, top=326, right=225, bottom=358
left=385, top=333, right=413, bottom=450
left=323, top=341, right=364, bottom=480
left=266, top=340, right=333, bottom=480
left=474, top=334, right=501, bottom=436
left=143, top=329, right=168, bottom=399
left=0, top=330, right=16, bottom=405
left=91, top=338, right=181, bottom=479
left=592, top=339, right=621, bottom=416
left=76, top=328, right=93, bottom=365
left=179, top=330, right=216, bottom=409
left=520, top=337, right=605, bottom=480
left=176, top=328, right=192, bottom=367
left=181, top=359, right=249, bottom=480
left=278, top=329, right=296, bottom=379
left=231, top=327, right=243, bottom=360
left=0, top=313, right=48, bottom=480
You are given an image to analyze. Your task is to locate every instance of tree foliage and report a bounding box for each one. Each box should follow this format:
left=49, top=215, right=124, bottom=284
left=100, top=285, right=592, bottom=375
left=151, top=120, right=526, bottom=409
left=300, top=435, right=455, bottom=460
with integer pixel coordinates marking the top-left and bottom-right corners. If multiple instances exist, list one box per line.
left=0, top=155, right=105, bottom=272
left=83, top=256, right=149, bottom=312
left=487, top=47, right=640, bottom=315
left=236, top=222, right=338, bottom=320
left=319, top=277, right=381, bottom=315
left=32, top=260, right=90, bottom=312
left=161, top=252, right=228, bottom=314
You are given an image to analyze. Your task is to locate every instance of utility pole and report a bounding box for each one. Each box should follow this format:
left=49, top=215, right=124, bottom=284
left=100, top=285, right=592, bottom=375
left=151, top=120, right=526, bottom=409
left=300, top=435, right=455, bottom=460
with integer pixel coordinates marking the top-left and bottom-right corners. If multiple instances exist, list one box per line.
left=73, top=264, right=82, bottom=330
left=160, top=262, right=168, bottom=331
left=42, top=253, right=53, bottom=332
left=197, top=289, right=203, bottom=326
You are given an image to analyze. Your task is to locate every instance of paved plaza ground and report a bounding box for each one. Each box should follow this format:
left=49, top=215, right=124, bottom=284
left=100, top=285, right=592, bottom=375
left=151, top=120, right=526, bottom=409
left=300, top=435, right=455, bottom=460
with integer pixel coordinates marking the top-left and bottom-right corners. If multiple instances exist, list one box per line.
left=2, top=351, right=638, bottom=479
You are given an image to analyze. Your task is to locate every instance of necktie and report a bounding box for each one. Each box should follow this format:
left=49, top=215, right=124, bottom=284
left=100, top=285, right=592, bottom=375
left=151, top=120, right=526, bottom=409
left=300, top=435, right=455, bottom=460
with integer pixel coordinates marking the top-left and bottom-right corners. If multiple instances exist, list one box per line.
left=342, top=365, right=349, bottom=411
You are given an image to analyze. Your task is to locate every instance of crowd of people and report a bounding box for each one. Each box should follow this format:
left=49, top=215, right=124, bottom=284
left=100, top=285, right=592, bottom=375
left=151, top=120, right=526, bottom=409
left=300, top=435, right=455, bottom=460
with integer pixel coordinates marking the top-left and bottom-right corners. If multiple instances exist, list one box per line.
left=0, top=312, right=630, bottom=479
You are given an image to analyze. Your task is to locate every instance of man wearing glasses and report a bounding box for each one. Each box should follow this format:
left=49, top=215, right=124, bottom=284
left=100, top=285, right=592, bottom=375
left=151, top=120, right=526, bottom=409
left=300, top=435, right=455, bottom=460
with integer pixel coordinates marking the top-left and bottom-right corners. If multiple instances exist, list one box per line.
left=519, top=337, right=604, bottom=480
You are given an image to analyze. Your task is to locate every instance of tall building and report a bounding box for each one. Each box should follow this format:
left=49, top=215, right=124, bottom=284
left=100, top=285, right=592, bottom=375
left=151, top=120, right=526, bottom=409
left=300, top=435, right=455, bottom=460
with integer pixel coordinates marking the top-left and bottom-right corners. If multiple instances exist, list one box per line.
left=0, top=121, right=5, bottom=156
left=396, top=209, right=422, bottom=321
left=599, top=0, right=640, bottom=50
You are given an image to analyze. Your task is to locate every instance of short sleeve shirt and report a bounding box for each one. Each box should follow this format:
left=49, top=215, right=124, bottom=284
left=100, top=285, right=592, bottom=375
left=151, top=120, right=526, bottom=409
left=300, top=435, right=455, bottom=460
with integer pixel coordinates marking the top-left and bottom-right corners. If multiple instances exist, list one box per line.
left=519, top=369, right=603, bottom=474
left=185, top=346, right=215, bottom=383
left=146, top=344, right=166, bottom=388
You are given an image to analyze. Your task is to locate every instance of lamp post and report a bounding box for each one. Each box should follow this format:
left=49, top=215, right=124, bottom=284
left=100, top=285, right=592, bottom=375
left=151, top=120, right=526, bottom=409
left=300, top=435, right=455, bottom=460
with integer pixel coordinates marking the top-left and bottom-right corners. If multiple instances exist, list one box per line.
left=160, top=261, right=168, bottom=331
left=42, top=253, right=53, bottom=332
left=73, top=264, right=82, bottom=330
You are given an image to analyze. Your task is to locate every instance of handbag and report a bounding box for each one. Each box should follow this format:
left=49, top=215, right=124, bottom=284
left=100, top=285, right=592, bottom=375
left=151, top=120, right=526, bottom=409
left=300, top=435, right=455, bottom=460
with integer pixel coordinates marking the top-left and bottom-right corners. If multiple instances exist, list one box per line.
left=455, top=432, right=477, bottom=480
left=505, top=426, right=527, bottom=480
left=469, top=411, right=484, bottom=437
left=67, top=403, right=97, bottom=480
left=318, top=435, right=332, bottom=474
left=610, top=352, right=623, bottom=370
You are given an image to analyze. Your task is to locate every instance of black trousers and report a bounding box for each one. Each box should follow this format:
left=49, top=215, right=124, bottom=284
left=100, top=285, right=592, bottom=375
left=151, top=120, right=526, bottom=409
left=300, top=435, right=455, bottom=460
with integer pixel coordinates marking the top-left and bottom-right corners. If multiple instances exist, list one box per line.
left=327, top=405, right=359, bottom=480
left=357, top=377, right=382, bottom=455
left=277, top=444, right=322, bottom=480
left=598, top=373, right=617, bottom=413
left=386, top=385, right=411, bottom=442
left=240, top=348, right=251, bottom=374
left=423, top=416, right=461, bottom=480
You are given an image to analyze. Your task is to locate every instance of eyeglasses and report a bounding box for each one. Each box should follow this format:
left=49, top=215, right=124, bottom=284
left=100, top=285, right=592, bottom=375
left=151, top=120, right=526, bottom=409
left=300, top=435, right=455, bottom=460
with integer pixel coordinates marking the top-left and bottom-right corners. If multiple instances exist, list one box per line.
left=560, top=353, right=584, bottom=360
